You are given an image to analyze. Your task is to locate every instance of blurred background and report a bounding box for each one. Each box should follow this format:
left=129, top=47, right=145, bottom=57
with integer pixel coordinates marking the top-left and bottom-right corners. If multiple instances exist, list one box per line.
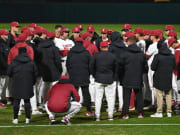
left=0, top=0, right=179, bottom=23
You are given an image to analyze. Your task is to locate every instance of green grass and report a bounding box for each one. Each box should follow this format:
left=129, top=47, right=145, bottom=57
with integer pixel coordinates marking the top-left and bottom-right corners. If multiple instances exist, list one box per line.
left=0, top=104, right=180, bottom=135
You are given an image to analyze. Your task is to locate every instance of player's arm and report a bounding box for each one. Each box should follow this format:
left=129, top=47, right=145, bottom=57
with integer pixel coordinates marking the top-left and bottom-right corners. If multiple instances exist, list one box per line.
left=146, top=45, right=155, bottom=59
left=71, top=85, right=80, bottom=102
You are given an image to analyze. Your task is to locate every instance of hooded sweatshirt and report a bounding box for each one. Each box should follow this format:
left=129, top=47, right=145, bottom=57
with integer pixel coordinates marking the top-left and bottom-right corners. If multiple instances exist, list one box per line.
left=36, top=39, right=62, bottom=82
left=8, top=42, right=34, bottom=65
left=120, top=44, right=148, bottom=89
left=8, top=53, right=37, bottom=99
left=151, top=45, right=175, bottom=91
left=109, top=31, right=127, bottom=82
left=66, top=42, right=91, bottom=86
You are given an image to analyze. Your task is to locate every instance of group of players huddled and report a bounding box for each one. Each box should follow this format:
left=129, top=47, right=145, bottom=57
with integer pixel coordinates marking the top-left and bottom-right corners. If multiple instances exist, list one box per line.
left=0, top=22, right=179, bottom=125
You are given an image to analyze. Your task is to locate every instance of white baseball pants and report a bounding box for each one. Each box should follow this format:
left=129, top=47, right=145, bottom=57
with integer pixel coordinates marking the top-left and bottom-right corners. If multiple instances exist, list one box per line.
left=116, top=82, right=123, bottom=109
left=95, top=82, right=116, bottom=117
left=148, top=68, right=156, bottom=105
left=45, top=101, right=81, bottom=119
left=0, top=76, right=9, bottom=100
left=89, top=75, right=96, bottom=102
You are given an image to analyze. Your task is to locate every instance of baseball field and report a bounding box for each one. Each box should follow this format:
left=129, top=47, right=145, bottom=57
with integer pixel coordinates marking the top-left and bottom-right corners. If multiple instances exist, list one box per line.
left=0, top=23, right=180, bottom=135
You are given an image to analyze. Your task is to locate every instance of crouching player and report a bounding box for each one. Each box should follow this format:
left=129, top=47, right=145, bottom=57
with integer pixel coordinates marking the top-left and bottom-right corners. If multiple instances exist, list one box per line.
left=45, top=76, right=81, bottom=125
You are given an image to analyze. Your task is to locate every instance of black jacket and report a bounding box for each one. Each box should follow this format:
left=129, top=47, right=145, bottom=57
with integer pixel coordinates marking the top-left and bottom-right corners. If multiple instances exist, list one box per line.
left=33, top=37, right=46, bottom=76
left=145, top=38, right=153, bottom=51
left=120, top=44, right=148, bottom=89
left=7, top=33, right=18, bottom=48
left=70, top=35, right=75, bottom=42
left=91, top=32, right=101, bottom=51
left=26, top=40, right=34, bottom=48
left=109, top=32, right=127, bottom=82
left=8, top=53, right=38, bottom=99
left=66, top=42, right=91, bottom=86
left=0, top=38, right=10, bottom=76
left=90, top=51, right=117, bottom=84
left=36, top=39, right=62, bottom=82
left=151, top=45, right=175, bottom=91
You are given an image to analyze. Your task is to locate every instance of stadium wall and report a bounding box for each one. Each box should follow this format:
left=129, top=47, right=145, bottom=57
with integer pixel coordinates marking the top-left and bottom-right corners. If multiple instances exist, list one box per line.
left=1, top=3, right=179, bottom=24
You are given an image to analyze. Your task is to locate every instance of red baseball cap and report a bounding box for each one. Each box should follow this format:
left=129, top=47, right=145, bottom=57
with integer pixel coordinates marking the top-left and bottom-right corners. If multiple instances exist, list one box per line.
left=60, top=27, right=70, bottom=35
left=60, top=75, right=69, bottom=80
left=47, top=32, right=55, bottom=38
left=100, top=41, right=109, bottom=48
left=108, top=29, right=114, bottom=34
left=41, top=28, right=48, bottom=35
left=143, top=29, right=151, bottom=35
left=72, top=27, right=80, bottom=33
left=168, top=38, right=177, bottom=47
left=35, top=26, right=43, bottom=31
left=134, top=28, right=144, bottom=34
left=165, top=25, right=174, bottom=31
left=150, top=30, right=160, bottom=37
left=23, top=29, right=33, bottom=36
left=75, top=37, right=83, bottom=42
left=101, top=28, right=108, bottom=34
left=0, top=29, right=9, bottom=36
left=156, top=29, right=163, bottom=35
left=125, top=32, right=135, bottom=38
left=167, top=31, right=177, bottom=37
left=18, top=33, right=27, bottom=41
left=21, top=27, right=29, bottom=33
left=87, top=25, right=95, bottom=32
left=10, top=21, right=20, bottom=27
left=123, top=24, right=131, bottom=30
left=81, top=32, right=93, bottom=39
left=29, top=23, right=37, bottom=28
left=33, top=29, right=41, bottom=35
left=77, top=25, right=83, bottom=31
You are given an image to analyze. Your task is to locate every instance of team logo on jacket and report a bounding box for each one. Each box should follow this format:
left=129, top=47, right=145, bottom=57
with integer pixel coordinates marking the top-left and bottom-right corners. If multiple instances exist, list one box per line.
left=64, top=44, right=73, bottom=48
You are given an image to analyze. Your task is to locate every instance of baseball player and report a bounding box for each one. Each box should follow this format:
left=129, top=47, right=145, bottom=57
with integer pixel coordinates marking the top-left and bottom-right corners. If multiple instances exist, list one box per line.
left=107, top=29, right=114, bottom=43
left=164, top=25, right=174, bottom=37
left=54, top=27, right=74, bottom=75
left=121, top=24, right=132, bottom=37
left=77, top=24, right=83, bottom=33
left=45, top=76, right=81, bottom=125
left=109, top=31, right=127, bottom=111
left=70, top=27, right=80, bottom=42
left=87, top=25, right=100, bottom=50
left=29, top=23, right=37, bottom=32
left=7, top=21, right=20, bottom=48
left=146, top=30, right=160, bottom=107
left=54, top=25, right=63, bottom=38
left=134, top=28, right=146, bottom=53
left=120, top=36, right=148, bottom=119
left=82, top=32, right=99, bottom=106
left=0, top=29, right=10, bottom=109
left=6, top=21, right=20, bottom=104
left=143, top=29, right=152, bottom=51
left=99, top=28, right=109, bottom=42
left=168, top=38, right=180, bottom=107
left=90, top=41, right=117, bottom=121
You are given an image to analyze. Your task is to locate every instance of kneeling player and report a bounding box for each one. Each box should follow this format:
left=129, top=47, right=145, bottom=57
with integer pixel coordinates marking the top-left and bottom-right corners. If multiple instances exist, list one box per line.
left=45, top=76, right=81, bottom=125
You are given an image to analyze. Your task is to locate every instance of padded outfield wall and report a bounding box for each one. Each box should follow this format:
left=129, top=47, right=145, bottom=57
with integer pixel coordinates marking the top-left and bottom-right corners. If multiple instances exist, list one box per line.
left=0, top=2, right=179, bottom=24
